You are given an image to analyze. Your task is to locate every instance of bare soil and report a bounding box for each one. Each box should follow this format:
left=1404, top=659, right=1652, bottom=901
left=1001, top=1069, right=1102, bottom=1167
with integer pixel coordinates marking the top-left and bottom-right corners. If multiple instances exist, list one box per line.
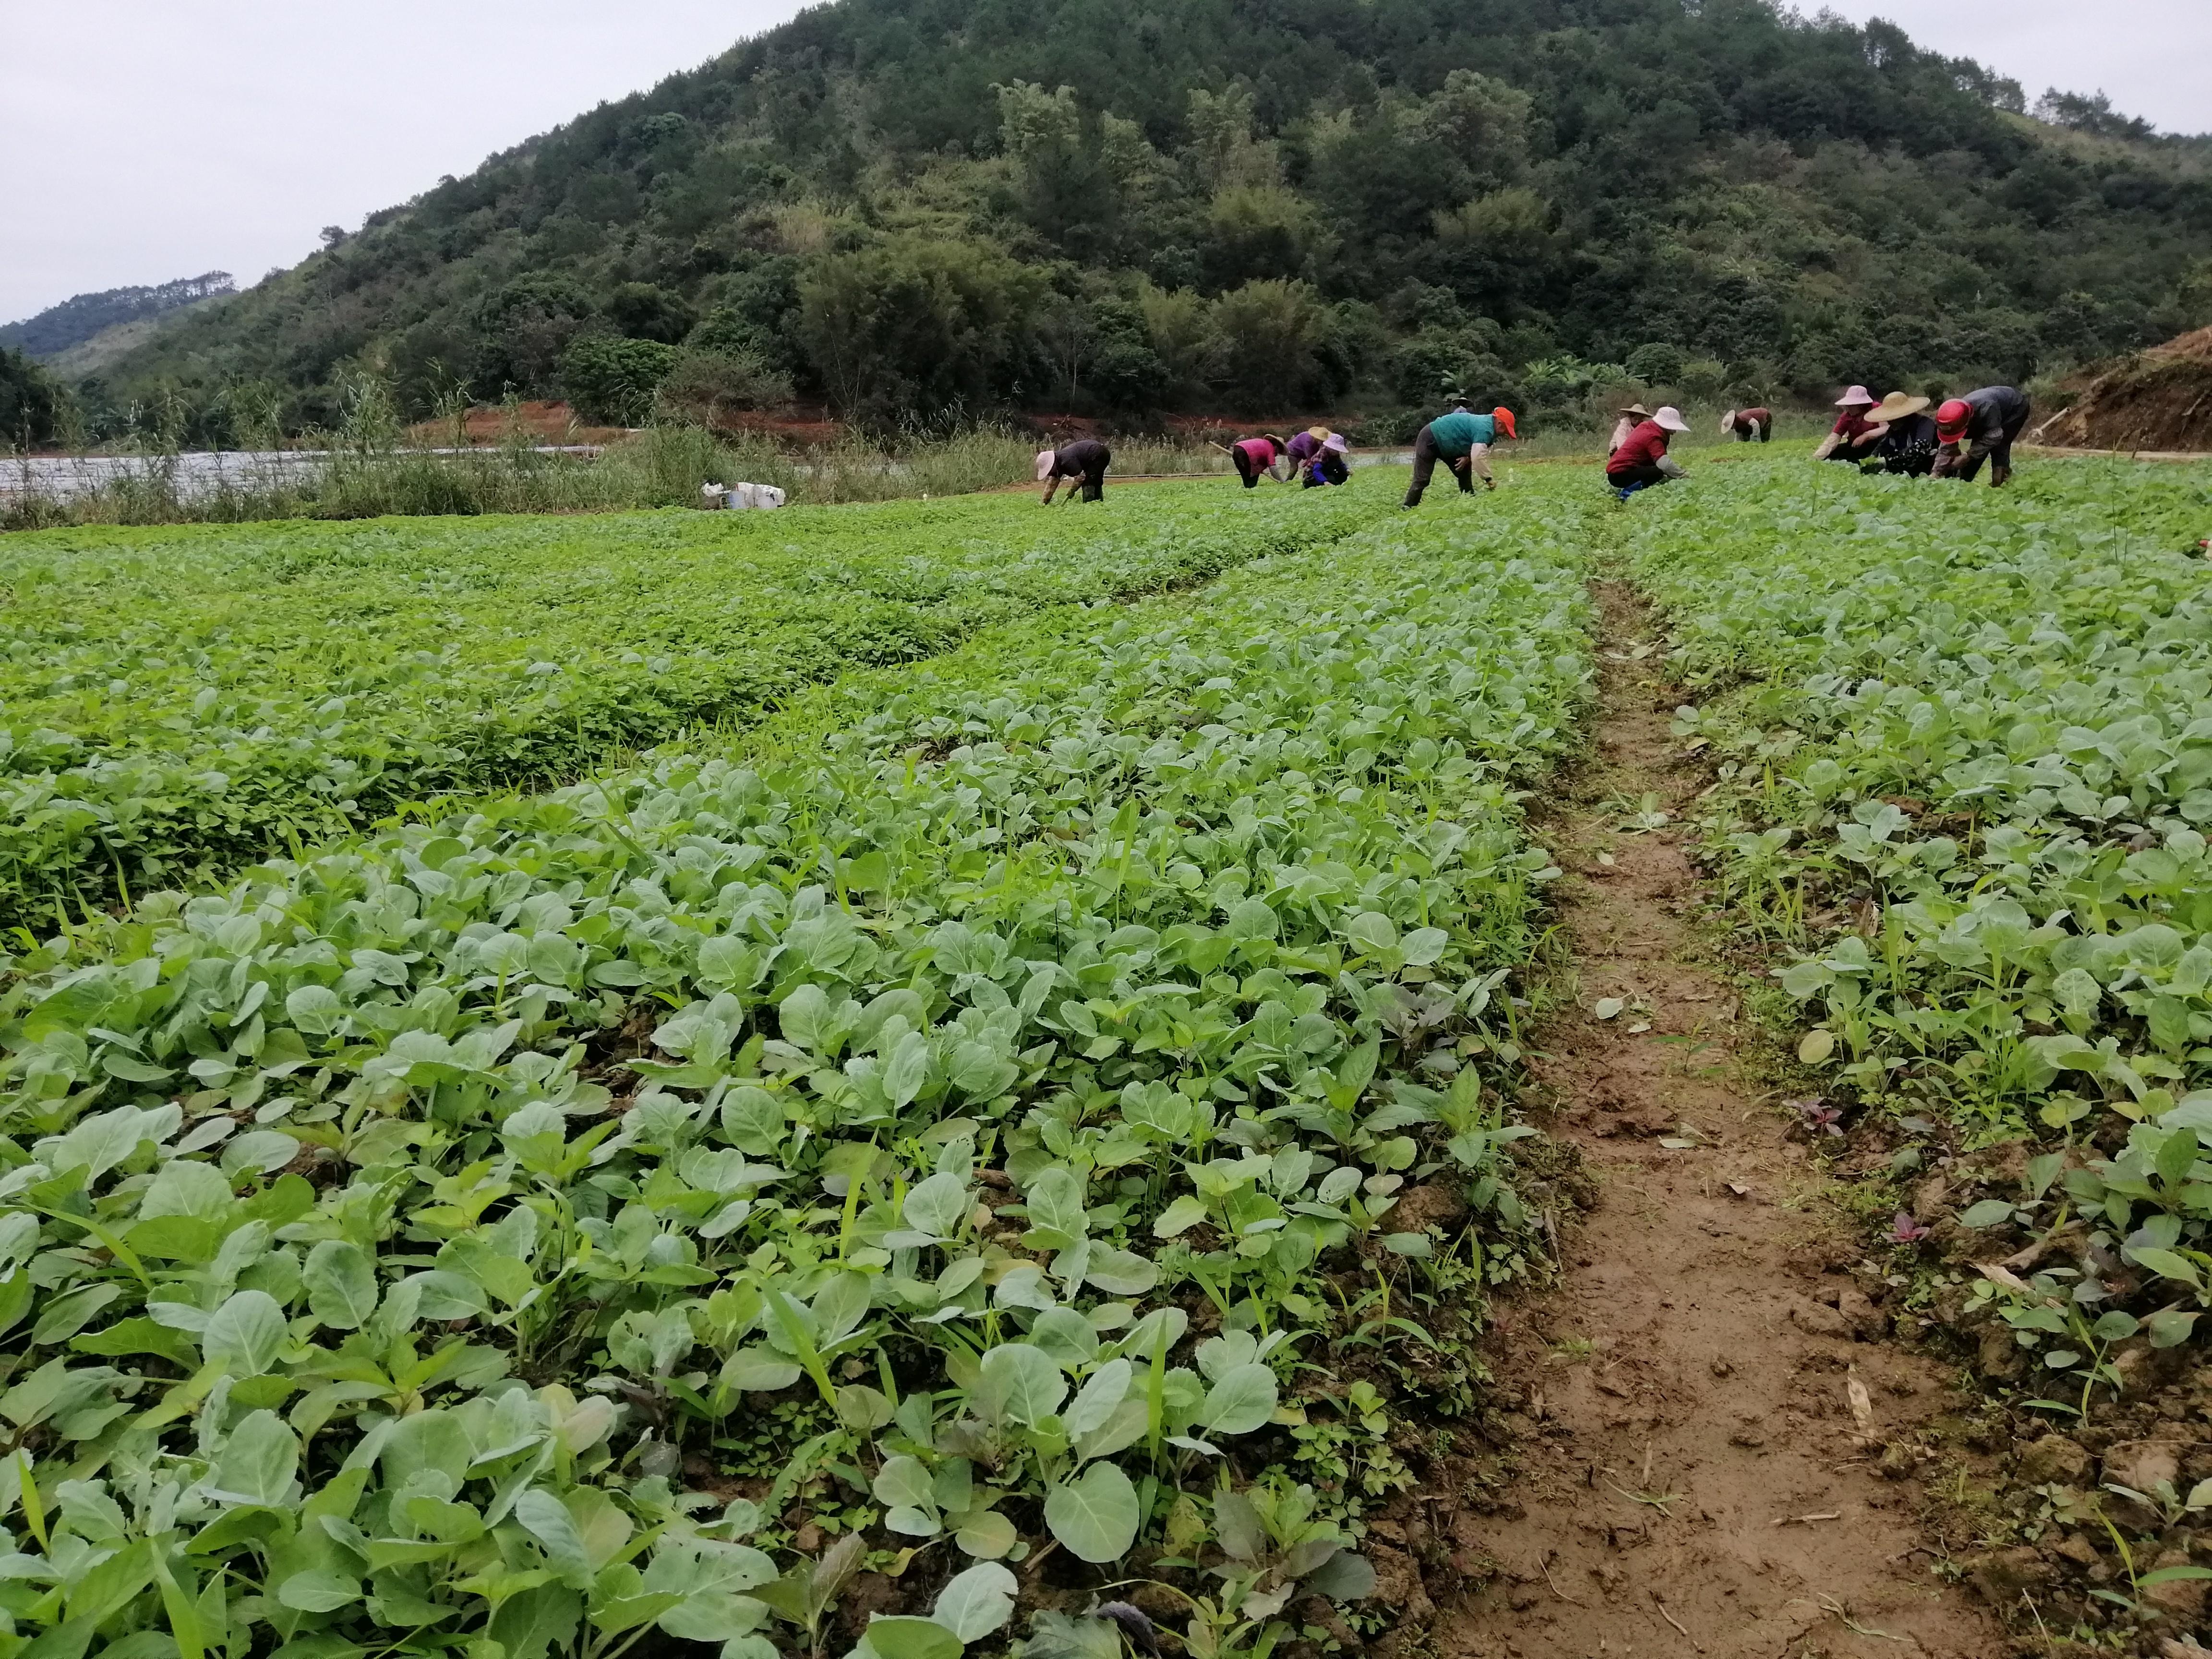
left=2032, top=326, right=2212, bottom=454
left=1440, top=583, right=2002, bottom=1659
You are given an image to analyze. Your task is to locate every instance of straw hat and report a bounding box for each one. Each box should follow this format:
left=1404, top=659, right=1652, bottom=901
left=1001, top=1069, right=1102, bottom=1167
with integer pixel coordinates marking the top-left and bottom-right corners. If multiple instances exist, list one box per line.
left=1834, top=385, right=1875, bottom=407
left=1035, top=448, right=1057, bottom=482
left=1617, top=402, right=1652, bottom=419
left=1869, top=392, right=1931, bottom=423
left=1653, top=406, right=1689, bottom=433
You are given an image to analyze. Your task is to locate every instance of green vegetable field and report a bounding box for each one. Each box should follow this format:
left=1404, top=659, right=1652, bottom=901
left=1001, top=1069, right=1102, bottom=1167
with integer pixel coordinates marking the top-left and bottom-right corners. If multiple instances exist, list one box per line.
left=0, top=469, right=1601, bottom=1659
left=0, top=486, right=1375, bottom=934
left=1632, top=457, right=2212, bottom=1397
left=8, top=450, right=2212, bottom=1659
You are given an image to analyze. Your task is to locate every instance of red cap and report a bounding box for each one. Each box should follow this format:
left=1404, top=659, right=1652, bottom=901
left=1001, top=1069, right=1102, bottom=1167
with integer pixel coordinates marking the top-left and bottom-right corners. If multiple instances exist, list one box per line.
left=1935, top=399, right=1972, bottom=440
left=1493, top=407, right=1517, bottom=440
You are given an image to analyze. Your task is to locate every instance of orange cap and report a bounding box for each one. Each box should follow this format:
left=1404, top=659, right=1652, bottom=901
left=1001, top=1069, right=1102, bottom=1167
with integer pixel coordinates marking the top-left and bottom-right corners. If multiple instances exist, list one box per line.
left=1935, top=399, right=1972, bottom=441
left=1492, top=407, right=1517, bottom=439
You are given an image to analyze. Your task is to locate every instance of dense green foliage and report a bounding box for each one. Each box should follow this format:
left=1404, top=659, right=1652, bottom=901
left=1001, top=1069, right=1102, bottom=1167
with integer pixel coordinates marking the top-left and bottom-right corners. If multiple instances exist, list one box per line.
left=0, top=350, right=65, bottom=449
left=0, top=481, right=1372, bottom=928
left=75, top=0, right=2212, bottom=441
left=0, top=275, right=234, bottom=363
left=0, top=472, right=1593, bottom=1658
left=1631, top=453, right=2212, bottom=1384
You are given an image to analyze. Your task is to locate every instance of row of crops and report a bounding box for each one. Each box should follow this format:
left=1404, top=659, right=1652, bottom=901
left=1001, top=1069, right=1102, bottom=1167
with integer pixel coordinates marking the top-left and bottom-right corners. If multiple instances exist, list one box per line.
left=1630, top=457, right=2212, bottom=1385
left=0, top=475, right=1600, bottom=1657
left=0, top=486, right=1381, bottom=934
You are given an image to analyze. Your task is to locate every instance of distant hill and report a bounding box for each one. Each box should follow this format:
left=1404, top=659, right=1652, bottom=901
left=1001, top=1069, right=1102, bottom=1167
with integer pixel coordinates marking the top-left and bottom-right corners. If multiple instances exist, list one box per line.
left=0, top=273, right=234, bottom=361
left=69, top=0, right=2212, bottom=442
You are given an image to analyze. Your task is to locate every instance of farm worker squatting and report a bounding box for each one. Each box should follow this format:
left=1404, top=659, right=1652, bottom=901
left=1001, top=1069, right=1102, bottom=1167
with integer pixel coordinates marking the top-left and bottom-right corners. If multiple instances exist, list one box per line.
left=1293, top=431, right=1350, bottom=487
left=1812, top=385, right=1885, bottom=465
left=1860, top=393, right=1937, bottom=476
left=1605, top=405, right=1690, bottom=497
left=1607, top=402, right=1651, bottom=457
left=1403, top=405, right=1517, bottom=507
left=1037, top=439, right=1111, bottom=504
left=1930, top=385, right=2031, bottom=486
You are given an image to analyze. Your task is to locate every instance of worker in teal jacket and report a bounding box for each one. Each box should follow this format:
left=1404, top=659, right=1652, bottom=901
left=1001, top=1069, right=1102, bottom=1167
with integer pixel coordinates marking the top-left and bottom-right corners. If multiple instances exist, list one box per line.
left=1404, top=404, right=1517, bottom=507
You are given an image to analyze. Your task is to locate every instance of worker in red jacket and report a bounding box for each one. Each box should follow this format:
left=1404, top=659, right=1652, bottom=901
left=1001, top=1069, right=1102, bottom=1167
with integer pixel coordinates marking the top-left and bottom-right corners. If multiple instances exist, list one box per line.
left=1605, top=406, right=1690, bottom=498
left=1813, top=386, right=1885, bottom=464
left=1230, top=434, right=1288, bottom=489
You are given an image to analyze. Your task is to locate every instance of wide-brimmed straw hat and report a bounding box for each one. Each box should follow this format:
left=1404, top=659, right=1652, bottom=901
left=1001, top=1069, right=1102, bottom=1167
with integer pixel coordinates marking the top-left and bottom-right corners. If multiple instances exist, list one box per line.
left=1653, top=406, right=1689, bottom=433
left=1034, top=448, right=1057, bottom=482
left=1869, top=392, right=1931, bottom=423
left=1835, top=384, right=1875, bottom=407
left=1617, top=402, right=1652, bottom=418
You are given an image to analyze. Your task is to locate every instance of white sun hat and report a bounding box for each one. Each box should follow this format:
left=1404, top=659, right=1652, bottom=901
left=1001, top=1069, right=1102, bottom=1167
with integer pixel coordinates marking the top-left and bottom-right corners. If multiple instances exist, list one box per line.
left=1034, top=448, right=1057, bottom=482
left=1653, top=406, right=1690, bottom=433
left=1835, top=385, right=1875, bottom=407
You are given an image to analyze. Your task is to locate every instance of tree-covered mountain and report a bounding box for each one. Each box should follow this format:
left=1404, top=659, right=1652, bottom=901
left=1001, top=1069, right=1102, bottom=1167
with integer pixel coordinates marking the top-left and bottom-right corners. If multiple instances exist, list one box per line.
left=1, top=273, right=234, bottom=361
left=74, top=0, right=2212, bottom=438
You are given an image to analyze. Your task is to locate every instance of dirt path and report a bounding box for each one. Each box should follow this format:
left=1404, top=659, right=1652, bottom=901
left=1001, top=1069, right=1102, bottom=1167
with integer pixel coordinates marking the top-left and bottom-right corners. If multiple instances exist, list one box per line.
left=1441, top=584, right=2002, bottom=1659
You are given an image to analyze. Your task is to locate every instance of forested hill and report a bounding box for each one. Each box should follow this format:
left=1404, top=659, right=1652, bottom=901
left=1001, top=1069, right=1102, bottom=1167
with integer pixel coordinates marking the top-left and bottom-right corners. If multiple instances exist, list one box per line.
left=1, top=273, right=234, bottom=361
left=79, top=0, right=2212, bottom=438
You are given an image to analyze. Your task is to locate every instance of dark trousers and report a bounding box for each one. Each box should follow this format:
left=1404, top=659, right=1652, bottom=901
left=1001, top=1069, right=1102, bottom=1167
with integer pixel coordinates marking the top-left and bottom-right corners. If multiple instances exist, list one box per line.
left=1076, top=461, right=1106, bottom=502
left=1606, top=462, right=1671, bottom=490
left=1403, top=425, right=1472, bottom=506
left=1955, top=404, right=2030, bottom=483
left=1233, top=448, right=1263, bottom=489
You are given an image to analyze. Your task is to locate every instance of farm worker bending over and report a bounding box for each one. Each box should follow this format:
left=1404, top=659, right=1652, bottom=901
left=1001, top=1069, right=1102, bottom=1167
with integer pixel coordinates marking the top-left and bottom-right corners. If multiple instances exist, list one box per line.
left=1403, top=405, right=1516, bottom=507
left=1230, top=434, right=1287, bottom=488
left=1284, top=426, right=1328, bottom=471
left=1037, top=439, right=1111, bottom=503
left=1812, top=385, right=1884, bottom=464
left=1863, top=393, right=1937, bottom=476
left=1930, top=385, right=2031, bottom=486
left=1720, top=406, right=1772, bottom=443
left=1298, top=433, right=1351, bottom=487
left=1608, top=403, right=1651, bottom=457
left=1605, top=405, right=1690, bottom=498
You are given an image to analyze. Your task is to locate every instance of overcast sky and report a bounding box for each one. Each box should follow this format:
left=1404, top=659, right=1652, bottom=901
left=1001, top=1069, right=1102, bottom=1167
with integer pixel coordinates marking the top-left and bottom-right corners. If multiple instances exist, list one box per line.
left=1, top=0, right=2203, bottom=326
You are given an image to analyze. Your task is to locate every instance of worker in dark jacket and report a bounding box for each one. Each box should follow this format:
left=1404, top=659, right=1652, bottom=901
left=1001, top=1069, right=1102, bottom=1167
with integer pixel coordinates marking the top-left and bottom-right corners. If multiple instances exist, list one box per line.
left=1038, top=440, right=1111, bottom=503
left=1403, top=406, right=1516, bottom=507
left=1861, top=393, right=1937, bottom=477
left=1719, top=407, right=1772, bottom=443
left=1605, top=406, right=1690, bottom=497
left=1930, top=386, right=2031, bottom=485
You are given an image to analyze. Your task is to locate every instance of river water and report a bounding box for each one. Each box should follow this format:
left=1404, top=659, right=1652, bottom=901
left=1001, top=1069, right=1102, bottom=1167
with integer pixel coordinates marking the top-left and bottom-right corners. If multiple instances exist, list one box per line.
left=0, top=448, right=601, bottom=504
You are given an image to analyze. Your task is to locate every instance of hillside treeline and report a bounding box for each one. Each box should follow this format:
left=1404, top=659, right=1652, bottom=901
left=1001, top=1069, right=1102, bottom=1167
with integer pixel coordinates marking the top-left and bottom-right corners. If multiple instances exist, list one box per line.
left=48, top=0, right=2212, bottom=441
